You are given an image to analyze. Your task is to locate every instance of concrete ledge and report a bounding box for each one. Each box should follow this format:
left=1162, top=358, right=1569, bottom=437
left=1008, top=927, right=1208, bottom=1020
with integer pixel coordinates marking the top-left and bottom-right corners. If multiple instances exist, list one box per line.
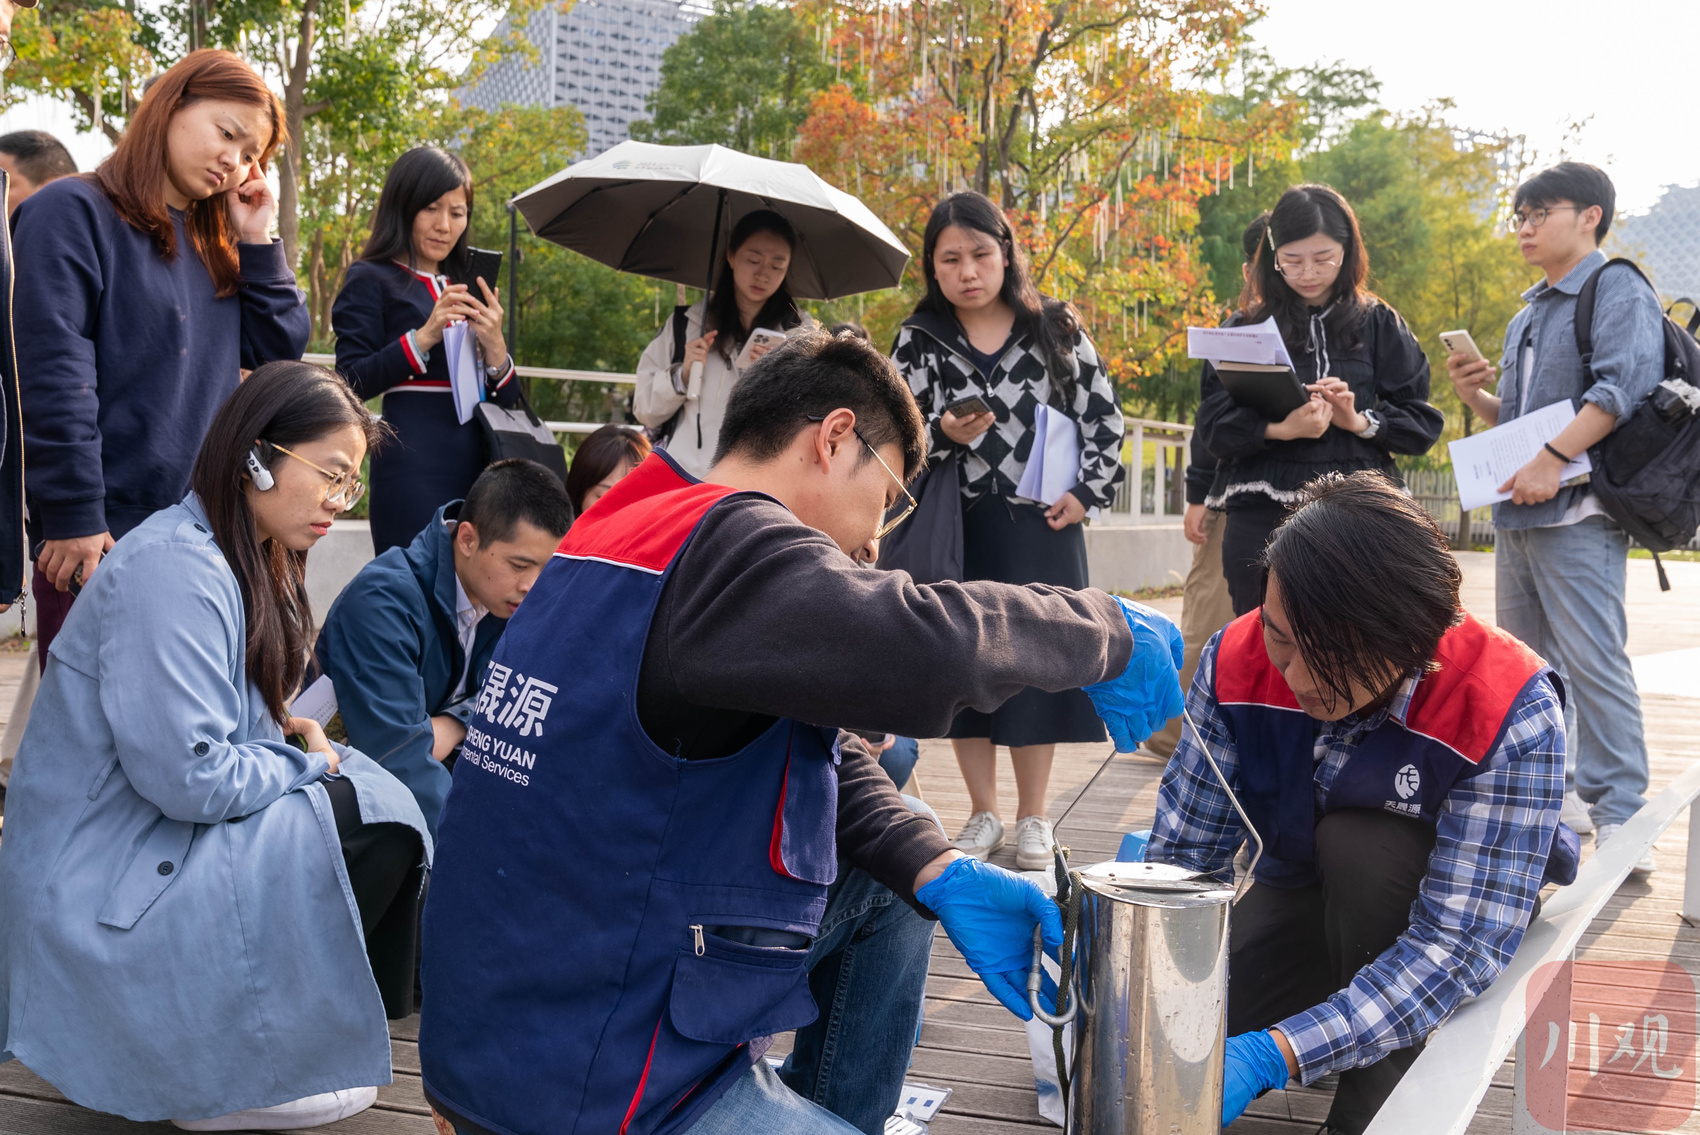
left=3, top=520, right=379, bottom=639
left=5, top=516, right=1191, bottom=640
left=1083, top=521, right=1193, bottom=593
left=304, top=520, right=375, bottom=624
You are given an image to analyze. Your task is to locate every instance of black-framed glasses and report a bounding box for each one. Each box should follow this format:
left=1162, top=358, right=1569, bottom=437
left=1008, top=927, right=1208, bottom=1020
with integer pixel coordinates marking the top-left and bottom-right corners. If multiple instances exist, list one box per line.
left=1506, top=204, right=1579, bottom=233
left=0, top=37, right=15, bottom=74
left=805, top=414, right=917, bottom=539
left=272, top=443, right=367, bottom=512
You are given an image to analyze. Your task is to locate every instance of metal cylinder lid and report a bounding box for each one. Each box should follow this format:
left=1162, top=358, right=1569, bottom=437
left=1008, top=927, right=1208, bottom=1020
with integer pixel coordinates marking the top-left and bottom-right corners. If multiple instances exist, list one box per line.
left=1077, top=860, right=1235, bottom=906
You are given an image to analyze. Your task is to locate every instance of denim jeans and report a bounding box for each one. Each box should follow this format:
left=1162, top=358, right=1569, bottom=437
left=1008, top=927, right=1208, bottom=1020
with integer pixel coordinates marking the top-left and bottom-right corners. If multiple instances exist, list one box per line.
left=1496, top=515, right=1648, bottom=825
left=878, top=737, right=920, bottom=789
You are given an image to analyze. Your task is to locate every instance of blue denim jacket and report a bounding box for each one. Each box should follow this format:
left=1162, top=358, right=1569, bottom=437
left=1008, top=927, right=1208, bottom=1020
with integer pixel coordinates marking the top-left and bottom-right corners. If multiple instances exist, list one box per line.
left=1492, top=250, right=1665, bottom=529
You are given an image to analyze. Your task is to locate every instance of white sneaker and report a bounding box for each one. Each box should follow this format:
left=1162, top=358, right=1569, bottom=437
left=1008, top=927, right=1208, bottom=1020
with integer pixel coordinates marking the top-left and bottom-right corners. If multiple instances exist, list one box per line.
left=953, top=811, right=1005, bottom=859
left=1595, top=823, right=1655, bottom=877
left=1015, top=815, right=1055, bottom=871
left=1561, top=790, right=1595, bottom=834
left=172, top=1086, right=379, bottom=1131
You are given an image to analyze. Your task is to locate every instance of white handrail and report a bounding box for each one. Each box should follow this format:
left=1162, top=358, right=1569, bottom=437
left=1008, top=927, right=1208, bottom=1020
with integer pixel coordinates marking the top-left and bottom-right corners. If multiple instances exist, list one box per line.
left=1362, top=760, right=1700, bottom=1135
left=300, top=350, right=1198, bottom=501
left=300, top=353, right=637, bottom=385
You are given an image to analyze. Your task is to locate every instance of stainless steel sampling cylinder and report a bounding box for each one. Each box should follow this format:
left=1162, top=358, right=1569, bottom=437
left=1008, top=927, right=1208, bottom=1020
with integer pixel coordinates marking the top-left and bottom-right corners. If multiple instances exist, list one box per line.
left=1069, top=860, right=1235, bottom=1134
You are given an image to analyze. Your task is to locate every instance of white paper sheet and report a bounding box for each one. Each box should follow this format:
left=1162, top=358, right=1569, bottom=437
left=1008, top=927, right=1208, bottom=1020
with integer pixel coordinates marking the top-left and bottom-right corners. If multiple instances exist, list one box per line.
left=1025, top=950, right=1072, bottom=1126
left=1016, top=404, right=1081, bottom=507
left=444, top=321, right=482, bottom=426
left=1186, top=316, right=1297, bottom=370
left=1448, top=400, right=1593, bottom=511
left=289, top=674, right=339, bottom=727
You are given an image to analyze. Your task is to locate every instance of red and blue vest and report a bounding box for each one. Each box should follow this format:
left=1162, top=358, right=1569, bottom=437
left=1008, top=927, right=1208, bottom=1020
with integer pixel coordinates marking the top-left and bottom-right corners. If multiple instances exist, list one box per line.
left=418, top=452, right=841, bottom=1135
left=1214, top=609, right=1579, bottom=890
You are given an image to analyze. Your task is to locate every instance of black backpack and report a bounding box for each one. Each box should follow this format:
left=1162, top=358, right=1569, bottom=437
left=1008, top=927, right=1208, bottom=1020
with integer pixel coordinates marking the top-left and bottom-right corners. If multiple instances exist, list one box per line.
left=1573, top=258, right=1700, bottom=590
left=637, top=304, right=696, bottom=448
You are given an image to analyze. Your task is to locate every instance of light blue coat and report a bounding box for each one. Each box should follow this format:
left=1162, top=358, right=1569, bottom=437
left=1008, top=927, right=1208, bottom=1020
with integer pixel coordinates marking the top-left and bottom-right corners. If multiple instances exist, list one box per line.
left=0, top=497, right=432, bottom=1122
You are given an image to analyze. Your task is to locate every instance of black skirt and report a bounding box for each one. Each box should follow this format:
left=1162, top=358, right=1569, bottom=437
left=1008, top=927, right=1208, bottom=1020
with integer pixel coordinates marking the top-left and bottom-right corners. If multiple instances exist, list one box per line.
left=369, top=392, right=488, bottom=555
left=946, top=495, right=1107, bottom=747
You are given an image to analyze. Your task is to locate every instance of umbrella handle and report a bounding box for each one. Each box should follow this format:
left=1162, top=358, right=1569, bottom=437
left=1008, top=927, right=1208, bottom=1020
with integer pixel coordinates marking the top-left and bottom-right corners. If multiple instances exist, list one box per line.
left=687, top=360, right=704, bottom=399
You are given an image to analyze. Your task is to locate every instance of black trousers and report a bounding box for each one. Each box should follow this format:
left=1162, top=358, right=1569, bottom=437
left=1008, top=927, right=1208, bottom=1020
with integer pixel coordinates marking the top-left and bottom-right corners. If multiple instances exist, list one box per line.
left=1227, top=809, right=1437, bottom=1135
left=1221, top=496, right=1291, bottom=617
left=322, top=775, right=427, bottom=1019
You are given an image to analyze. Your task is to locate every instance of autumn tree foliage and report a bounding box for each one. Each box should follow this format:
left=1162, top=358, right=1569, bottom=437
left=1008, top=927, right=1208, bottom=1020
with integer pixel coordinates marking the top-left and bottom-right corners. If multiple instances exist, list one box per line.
left=792, top=0, right=1299, bottom=413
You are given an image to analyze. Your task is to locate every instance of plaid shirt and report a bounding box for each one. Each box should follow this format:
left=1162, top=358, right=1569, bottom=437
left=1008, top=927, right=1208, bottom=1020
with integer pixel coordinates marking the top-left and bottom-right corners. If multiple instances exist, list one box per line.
left=1148, top=630, right=1566, bottom=1083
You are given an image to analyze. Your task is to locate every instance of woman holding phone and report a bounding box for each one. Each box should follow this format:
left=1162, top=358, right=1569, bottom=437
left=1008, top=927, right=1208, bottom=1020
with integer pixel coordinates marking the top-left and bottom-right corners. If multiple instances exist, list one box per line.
left=891, top=191, right=1125, bottom=871
left=1197, top=184, right=1443, bottom=615
left=333, top=146, right=520, bottom=554
left=633, top=209, right=812, bottom=478
left=0, top=362, right=429, bottom=1131
left=13, top=49, right=310, bottom=666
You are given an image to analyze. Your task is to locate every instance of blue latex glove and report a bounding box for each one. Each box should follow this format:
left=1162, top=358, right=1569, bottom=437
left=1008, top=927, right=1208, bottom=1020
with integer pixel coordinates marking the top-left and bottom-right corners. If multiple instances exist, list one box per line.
left=1222, top=1030, right=1291, bottom=1126
left=1083, top=596, right=1185, bottom=752
left=916, top=856, right=1063, bottom=1020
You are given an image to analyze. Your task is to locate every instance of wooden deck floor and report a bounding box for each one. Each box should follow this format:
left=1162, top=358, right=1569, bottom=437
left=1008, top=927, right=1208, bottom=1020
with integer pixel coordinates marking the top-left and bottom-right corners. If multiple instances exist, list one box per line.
left=0, top=554, right=1695, bottom=1133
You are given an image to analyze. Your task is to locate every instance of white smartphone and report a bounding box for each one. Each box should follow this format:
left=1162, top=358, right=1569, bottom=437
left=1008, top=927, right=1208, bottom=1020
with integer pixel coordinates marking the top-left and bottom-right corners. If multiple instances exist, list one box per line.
left=1438, top=329, right=1485, bottom=362
left=735, top=328, right=788, bottom=370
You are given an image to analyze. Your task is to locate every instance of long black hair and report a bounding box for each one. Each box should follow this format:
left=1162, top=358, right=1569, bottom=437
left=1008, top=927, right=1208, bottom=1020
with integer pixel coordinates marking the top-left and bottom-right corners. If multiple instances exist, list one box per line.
left=915, top=191, right=1082, bottom=403
left=1245, top=184, right=1374, bottom=351
left=360, top=146, right=474, bottom=276
left=190, top=361, right=389, bottom=724
left=1261, top=472, right=1462, bottom=712
left=706, top=209, right=804, bottom=361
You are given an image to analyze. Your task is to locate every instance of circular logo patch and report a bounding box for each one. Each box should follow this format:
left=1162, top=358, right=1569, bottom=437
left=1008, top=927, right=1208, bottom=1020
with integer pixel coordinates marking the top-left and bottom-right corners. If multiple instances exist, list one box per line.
left=1395, top=764, right=1421, bottom=801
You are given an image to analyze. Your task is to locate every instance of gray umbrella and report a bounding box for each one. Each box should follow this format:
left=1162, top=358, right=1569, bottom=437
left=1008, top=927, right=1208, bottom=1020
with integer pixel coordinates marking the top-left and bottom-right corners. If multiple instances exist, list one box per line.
left=510, top=140, right=910, bottom=300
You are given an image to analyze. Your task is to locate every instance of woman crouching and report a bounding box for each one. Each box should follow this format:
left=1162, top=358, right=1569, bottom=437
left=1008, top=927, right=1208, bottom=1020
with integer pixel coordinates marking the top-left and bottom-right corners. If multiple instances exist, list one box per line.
left=0, top=361, right=430, bottom=1131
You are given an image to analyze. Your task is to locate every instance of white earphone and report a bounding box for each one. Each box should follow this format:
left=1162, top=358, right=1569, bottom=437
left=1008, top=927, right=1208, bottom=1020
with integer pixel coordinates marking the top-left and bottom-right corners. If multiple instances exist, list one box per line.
left=246, top=446, right=274, bottom=491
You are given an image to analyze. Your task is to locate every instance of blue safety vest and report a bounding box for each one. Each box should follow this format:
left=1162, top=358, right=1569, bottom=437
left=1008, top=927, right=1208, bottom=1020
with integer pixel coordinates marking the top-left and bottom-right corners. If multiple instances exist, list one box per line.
left=1213, top=609, right=1579, bottom=890
left=418, top=452, right=841, bottom=1135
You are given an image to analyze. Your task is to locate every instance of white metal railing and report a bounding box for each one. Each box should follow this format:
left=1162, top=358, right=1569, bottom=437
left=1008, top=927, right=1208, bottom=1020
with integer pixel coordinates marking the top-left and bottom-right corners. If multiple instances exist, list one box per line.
left=1362, top=761, right=1700, bottom=1135
left=301, top=353, right=1197, bottom=473
left=301, top=353, right=634, bottom=436
left=1108, top=416, right=1193, bottom=523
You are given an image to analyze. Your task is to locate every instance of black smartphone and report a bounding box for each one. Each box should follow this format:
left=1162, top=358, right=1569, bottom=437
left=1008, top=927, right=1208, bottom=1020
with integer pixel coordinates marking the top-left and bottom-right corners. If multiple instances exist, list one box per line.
left=944, top=394, right=992, bottom=418
left=450, top=247, right=504, bottom=293
left=29, top=540, right=96, bottom=597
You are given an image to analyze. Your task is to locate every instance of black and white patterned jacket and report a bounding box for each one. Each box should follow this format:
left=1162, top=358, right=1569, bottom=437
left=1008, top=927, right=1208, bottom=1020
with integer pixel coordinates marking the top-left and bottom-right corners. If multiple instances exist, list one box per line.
left=892, top=310, right=1126, bottom=509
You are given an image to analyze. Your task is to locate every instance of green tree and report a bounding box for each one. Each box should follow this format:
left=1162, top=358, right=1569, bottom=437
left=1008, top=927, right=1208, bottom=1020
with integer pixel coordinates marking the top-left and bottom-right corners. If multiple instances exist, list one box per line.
left=1194, top=51, right=1378, bottom=310
left=629, top=0, right=833, bottom=160
left=8, top=0, right=548, bottom=270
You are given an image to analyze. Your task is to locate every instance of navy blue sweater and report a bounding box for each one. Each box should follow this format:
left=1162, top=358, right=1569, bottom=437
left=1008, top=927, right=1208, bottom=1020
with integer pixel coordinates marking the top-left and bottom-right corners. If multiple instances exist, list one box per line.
left=13, top=176, right=310, bottom=541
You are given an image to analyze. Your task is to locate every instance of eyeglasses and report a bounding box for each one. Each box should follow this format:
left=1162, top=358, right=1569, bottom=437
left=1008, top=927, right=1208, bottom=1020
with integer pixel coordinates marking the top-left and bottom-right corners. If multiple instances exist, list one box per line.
left=805, top=414, right=917, bottom=539
left=0, top=37, right=15, bottom=74
left=271, top=443, right=367, bottom=511
left=1272, top=255, right=1342, bottom=280
left=1506, top=204, right=1578, bottom=233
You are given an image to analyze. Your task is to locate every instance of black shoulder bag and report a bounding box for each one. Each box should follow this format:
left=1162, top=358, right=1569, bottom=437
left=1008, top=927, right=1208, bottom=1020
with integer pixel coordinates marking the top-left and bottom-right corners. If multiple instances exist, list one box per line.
left=1573, top=258, right=1700, bottom=590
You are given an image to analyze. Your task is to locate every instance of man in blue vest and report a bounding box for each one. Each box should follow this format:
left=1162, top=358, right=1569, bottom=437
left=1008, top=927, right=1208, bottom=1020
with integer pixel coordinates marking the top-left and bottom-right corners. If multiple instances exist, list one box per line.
left=417, top=329, right=1185, bottom=1135
left=315, top=458, right=574, bottom=836
left=1149, top=472, right=1579, bottom=1134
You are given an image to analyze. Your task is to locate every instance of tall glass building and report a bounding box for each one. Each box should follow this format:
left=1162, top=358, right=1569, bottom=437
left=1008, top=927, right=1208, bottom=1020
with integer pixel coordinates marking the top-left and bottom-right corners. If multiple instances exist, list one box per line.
left=461, top=0, right=711, bottom=157
left=1611, top=183, right=1700, bottom=303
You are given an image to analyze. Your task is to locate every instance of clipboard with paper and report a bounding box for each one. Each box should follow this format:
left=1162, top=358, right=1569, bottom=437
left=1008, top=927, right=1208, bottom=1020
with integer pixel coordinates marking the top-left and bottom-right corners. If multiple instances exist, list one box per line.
left=1187, top=317, right=1311, bottom=420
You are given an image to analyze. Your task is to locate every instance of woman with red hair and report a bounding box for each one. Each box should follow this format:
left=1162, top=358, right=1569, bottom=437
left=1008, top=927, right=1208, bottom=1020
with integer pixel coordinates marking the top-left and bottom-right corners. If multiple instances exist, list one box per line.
left=13, top=49, right=310, bottom=665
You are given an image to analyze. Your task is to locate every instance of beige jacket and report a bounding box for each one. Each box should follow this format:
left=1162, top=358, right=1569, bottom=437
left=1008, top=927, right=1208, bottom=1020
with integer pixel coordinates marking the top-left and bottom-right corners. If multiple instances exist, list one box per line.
left=632, top=302, right=813, bottom=478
